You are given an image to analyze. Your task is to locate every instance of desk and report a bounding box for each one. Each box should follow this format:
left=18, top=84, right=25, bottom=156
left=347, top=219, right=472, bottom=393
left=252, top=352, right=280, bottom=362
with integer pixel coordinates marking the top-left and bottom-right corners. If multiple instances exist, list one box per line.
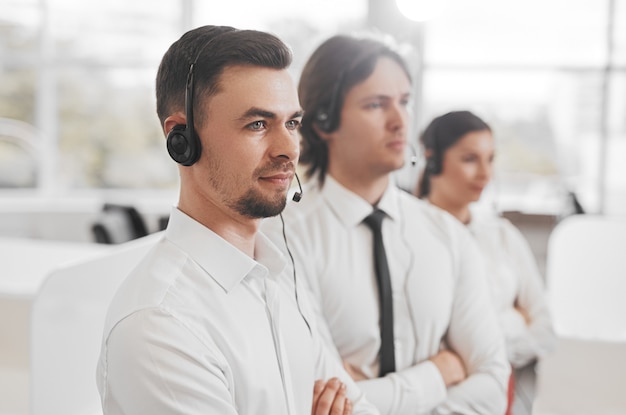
left=0, top=237, right=109, bottom=415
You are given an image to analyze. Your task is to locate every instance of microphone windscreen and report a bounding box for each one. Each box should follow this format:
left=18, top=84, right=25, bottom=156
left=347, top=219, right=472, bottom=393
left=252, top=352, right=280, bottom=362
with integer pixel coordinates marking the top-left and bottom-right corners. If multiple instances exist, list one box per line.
left=292, top=173, right=303, bottom=202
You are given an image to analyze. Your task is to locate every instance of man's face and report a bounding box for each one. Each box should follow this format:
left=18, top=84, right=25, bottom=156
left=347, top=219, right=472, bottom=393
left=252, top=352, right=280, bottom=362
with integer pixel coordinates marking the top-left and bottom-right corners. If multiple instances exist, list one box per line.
left=326, top=57, right=412, bottom=180
left=194, top=65, right=302, bottom=219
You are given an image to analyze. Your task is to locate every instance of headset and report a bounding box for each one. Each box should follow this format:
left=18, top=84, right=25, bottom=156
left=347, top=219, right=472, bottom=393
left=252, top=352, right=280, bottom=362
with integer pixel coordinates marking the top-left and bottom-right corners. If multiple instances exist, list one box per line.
left=409, top=143, right=418, bottom=167
left=424, top=117, right=443, bottom=175
left=167, top=30, right=305, bottom=200
left=166, top=30, right=237, bottom=166
left=280, top=213, right=311, bottom=334
left=166, top=61, right=202, bottom=166
left=166, top=30, right=312, bottom=336
left=314, top=47, right=382, bottom=135
left=424, top=156, right=441, bottom=175
left=315, top=50, right=418, bottom=169
left=292, top=173, right=303, bottom=202
left=314, top=69, right=347, bottom=134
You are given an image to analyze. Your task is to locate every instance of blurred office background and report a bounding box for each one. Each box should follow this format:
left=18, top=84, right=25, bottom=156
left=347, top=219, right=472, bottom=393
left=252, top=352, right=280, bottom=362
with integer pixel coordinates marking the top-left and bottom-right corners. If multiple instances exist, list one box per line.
left=1, top=0, right=625, bottom=217
left=2, top=0, right=625, bottom=267
left=0, top=1, right=625, bottom=414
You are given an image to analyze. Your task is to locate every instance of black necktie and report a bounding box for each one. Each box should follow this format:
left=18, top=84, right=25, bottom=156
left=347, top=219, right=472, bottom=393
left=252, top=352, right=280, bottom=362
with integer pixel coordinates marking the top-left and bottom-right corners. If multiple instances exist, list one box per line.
left=363, top=208, right=396, bottom=377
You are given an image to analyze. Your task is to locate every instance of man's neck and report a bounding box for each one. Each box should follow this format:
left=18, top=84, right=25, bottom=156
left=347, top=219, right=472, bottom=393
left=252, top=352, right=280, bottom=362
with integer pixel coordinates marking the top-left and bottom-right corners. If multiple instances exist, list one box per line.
left=178, top=190, right=259, bottom=258
left=328, top=169, right=390, bottom=206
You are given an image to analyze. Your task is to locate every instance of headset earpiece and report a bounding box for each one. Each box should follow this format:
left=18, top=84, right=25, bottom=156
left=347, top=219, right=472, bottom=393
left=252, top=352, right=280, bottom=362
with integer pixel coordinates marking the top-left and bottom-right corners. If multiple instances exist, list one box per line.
left=315, top=109, right=334, bottom=134
left=425, top=156, right=442, bottom=175
left=167, top=33, right=223, bottom=167
left=314, top=65, right=347, bottom=135
left=166, top=124, right=201, bottom=166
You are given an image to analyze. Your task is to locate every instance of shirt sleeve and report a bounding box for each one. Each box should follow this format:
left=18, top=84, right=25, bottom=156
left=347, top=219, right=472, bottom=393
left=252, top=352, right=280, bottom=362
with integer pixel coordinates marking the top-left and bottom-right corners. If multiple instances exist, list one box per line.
left=98, top=309, right=238, bottom=415
left=346, top=221, right=510, bottom=415
left=434, top=229, right=511, bottom=415
left=500, top=220, right=556, bottom=368
left=298, top=272, right=381, bottom=415
left=355, top=360, right=448, bottom=414
left=289, top=223, right=448, bottom=414
left=311, top=329, right=382, bottom=414
left=262, top=215, right=380, bottom=415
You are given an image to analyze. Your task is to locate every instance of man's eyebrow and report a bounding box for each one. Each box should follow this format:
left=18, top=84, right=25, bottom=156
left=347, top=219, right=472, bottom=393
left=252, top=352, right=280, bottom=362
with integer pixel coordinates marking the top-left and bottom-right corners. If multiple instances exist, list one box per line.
left=238, top=108, right=304, bottom=121
left=238, top=107, right=276, bottom=121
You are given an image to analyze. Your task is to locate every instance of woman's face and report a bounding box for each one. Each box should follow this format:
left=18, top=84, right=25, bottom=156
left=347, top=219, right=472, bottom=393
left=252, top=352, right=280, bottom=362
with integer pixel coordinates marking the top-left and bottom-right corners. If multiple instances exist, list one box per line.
left=430, top=129, right=495, bottom=207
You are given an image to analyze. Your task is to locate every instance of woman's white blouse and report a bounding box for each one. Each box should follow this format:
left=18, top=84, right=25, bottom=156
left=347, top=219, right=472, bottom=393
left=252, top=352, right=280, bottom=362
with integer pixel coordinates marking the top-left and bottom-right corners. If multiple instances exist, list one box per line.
left=467, top=212, right=556, bottom=368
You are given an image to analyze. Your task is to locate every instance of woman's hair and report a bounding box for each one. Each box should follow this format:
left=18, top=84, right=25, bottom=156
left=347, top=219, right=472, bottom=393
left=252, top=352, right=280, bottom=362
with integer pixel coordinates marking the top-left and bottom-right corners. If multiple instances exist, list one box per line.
left=298, top=33, right=411, bottom=185
left=417, top=110, right=491, bottom=198
left=155, top=25, right=292, bottom=128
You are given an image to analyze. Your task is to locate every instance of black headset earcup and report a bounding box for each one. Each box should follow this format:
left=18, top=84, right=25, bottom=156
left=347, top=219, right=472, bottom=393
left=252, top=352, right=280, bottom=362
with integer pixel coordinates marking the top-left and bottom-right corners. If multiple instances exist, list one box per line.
left=425, top=157, right=441, bottom=175
left=166, top=124, right=201, bottom=166
left=315, top=109, right=333, bottom=134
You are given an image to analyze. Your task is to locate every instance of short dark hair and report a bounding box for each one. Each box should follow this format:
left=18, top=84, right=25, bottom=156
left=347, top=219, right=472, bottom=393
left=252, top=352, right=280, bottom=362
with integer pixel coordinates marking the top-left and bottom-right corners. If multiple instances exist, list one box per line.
left=298, top=33, right=412, bottom=185
left=417, top=110, right=491, bottom=198
left=156, top=25, right=293, bottom=129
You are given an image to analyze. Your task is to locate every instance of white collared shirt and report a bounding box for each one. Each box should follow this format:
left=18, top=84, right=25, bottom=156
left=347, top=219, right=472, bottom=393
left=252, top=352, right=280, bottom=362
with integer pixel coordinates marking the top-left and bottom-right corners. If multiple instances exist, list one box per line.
left=262, top=176, right=510, bottom=415
left=467, top=212, right=556, bottom=368
left=97, top=207, right=378, bottom=415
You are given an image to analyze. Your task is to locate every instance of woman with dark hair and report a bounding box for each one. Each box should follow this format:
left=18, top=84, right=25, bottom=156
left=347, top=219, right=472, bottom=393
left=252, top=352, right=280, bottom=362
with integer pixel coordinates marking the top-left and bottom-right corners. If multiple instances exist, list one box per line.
left=417, top=110, right=556, bottom=414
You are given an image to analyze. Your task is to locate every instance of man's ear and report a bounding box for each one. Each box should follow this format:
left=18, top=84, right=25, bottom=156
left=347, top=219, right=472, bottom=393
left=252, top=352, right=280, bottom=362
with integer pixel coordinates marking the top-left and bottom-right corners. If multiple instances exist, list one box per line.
left=423, top=148, right=433, bottom=160
left=163, top=112, right=186, bottom=136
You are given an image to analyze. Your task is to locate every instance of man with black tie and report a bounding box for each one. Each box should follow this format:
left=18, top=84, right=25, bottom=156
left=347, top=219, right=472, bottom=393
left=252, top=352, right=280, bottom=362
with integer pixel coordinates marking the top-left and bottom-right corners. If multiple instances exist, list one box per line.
left=262, top=33, right=510, bottom=414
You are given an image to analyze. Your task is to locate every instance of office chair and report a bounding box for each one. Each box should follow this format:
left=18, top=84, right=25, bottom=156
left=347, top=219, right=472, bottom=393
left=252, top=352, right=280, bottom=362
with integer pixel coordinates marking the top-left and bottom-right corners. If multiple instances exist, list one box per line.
left=532, top=214, right=626, bottom=414
left=30, top=232, right=160, bottom=415
left=545, top=214, right=626, bottom=339
left=91, top=203, right=148, bottom=244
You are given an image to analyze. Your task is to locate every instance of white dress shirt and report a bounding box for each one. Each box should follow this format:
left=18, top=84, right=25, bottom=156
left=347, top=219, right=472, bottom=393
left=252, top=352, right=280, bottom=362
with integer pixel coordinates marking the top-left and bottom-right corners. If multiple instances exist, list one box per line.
left=96, top=207, right=378, bottom=415
left=467, top=212, right=556, bottom=368
left=262, top=176, right=510, bottom=415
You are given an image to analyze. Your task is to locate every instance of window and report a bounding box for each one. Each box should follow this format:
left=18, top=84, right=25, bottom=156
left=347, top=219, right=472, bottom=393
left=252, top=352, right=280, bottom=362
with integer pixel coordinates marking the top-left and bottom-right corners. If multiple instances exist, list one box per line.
left=1, top=0, right=624, bottom=215
left=0, top=0, right=366, bottom=191
left=380, top=0, right=626, bottom=215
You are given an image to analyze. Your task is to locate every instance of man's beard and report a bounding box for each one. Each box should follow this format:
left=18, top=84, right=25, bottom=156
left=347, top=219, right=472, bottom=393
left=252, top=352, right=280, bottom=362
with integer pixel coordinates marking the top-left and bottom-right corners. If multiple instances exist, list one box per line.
left=207, top=155, right=293, bottom=219
left=230, top=187, right=287, bottom=219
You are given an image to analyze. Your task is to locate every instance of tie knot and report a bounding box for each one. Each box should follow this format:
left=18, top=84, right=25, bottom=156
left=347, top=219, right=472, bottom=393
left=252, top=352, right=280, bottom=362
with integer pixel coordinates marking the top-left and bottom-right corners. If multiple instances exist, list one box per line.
left=363, top=208, right=386, bottom=231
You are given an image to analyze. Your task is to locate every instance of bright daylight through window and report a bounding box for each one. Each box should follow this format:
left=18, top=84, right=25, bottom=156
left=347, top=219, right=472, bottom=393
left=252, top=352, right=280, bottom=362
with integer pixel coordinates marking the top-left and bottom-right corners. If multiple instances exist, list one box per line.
left=0, top=0, right=624, bottom=215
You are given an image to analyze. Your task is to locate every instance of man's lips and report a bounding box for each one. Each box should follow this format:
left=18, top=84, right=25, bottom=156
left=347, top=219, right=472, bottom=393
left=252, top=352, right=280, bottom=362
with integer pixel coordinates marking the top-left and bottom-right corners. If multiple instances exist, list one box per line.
left=387, top=140, right=406, bottom=151
left=259, top=172, right=294, bottom=186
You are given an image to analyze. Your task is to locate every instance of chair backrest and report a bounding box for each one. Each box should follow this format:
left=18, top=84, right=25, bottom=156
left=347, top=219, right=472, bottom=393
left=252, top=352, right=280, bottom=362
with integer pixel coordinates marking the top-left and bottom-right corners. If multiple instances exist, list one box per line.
left=91, top=203, right=149, bottom=244
left=534, top=215, right=626, bottom=414
left=532, top=336, right=626, bottom=415
left=545, top=214, right=626, bottom=340
left=30, top=232, right=160, bottom=415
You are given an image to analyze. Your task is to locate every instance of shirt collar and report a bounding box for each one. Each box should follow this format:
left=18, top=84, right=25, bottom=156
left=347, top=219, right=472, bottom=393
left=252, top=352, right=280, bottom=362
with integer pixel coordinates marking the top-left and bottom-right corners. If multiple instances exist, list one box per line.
left=165, top=207, right=288, bottom=292
left=321, top=175, right=402, bottom=227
